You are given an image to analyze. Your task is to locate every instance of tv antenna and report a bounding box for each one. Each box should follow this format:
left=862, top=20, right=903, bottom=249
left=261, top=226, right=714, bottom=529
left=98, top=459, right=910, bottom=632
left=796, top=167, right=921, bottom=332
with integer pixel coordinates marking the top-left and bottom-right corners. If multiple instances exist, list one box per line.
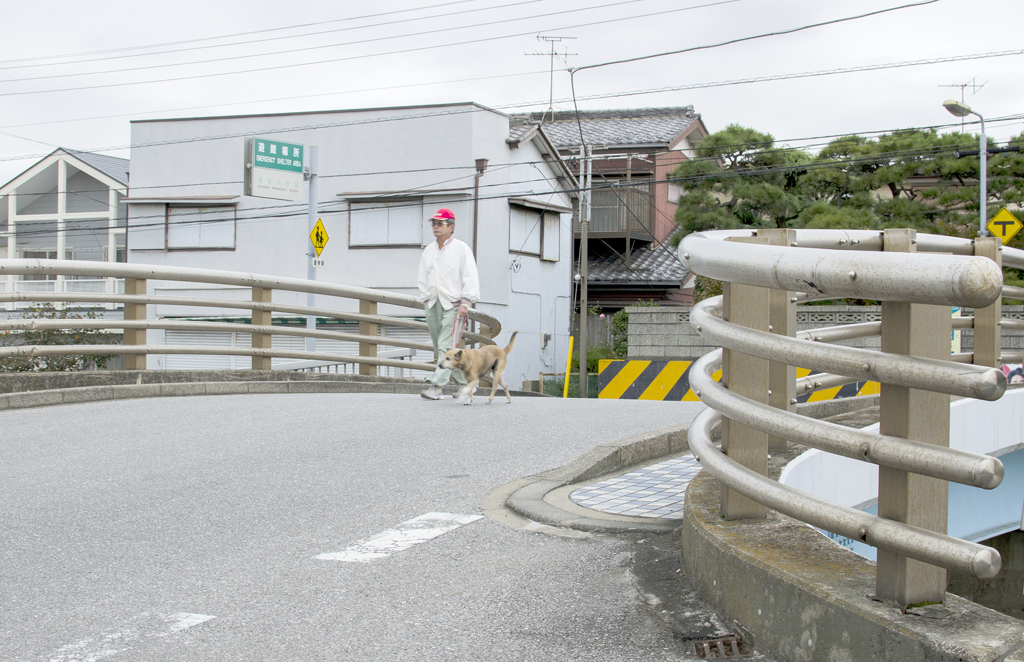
left=940, top=77, right=987, bottom=130
left=526, top=35, right=576, bottom=123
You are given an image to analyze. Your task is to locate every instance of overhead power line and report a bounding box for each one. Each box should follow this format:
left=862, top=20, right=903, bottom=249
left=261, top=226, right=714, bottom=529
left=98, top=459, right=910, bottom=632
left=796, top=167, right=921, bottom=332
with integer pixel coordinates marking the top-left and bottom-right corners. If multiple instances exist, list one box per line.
left=2, top=95, right=1023, bottom=172
left=0, top=0, right=740, bottom=98
left=571, top=0, right=940, bottom=73
left=0, top=0, right=638, bottom=84
left=534, top=48, right=1024, bottom=110
left=14, top=131, right=1019, bottom=238
left=0, top=0, right=489, bottom=67
left=3, top=42, right=1018, bottom=140
left=0, top=69, right=551, bottom=132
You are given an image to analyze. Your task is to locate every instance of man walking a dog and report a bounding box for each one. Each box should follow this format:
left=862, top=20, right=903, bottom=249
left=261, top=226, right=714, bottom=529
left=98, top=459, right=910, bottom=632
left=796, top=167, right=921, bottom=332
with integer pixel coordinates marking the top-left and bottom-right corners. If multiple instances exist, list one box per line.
left=417, top=208, right=480, bottom=400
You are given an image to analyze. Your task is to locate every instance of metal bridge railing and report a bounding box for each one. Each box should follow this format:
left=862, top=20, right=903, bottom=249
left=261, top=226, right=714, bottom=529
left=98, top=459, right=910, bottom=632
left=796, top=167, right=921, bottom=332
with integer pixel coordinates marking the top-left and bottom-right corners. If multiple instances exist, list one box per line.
left=679, top=227, right=1016, bottom=608
left=0, top=259, right=501, bottom=375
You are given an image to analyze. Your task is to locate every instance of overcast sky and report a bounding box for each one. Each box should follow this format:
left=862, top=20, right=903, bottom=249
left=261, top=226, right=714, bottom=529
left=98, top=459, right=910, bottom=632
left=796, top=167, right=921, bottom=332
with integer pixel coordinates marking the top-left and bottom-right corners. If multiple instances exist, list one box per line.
left=0, top=0, right=1020, bottom=184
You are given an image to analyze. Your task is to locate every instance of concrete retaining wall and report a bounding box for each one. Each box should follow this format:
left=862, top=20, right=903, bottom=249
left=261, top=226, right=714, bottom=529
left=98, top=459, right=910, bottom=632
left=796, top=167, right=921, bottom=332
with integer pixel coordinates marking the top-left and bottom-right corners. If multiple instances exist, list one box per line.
left=681, top=469, right=1024, bottom=661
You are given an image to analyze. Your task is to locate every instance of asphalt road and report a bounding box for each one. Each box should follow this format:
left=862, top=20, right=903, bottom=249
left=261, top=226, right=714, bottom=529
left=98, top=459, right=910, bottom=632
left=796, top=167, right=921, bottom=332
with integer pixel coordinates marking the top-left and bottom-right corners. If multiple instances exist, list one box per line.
left=1, top=392, right=722, bottom=662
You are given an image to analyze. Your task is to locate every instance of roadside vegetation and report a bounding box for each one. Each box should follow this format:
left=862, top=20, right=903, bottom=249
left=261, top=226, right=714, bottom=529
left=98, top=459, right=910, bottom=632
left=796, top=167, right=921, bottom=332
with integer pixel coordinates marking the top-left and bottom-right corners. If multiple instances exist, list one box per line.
left=0, top=303, right=119, bottom=372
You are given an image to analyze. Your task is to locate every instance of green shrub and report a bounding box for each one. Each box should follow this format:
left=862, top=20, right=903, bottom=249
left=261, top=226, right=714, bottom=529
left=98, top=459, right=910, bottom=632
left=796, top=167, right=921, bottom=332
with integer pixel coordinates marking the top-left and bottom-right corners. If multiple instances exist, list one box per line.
left=0, top=303, right=119, bottom=372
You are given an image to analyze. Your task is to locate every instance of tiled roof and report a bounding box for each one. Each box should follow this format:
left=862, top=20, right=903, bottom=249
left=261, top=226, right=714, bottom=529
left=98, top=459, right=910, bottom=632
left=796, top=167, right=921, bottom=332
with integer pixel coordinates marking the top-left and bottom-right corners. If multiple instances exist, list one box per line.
left=507, top=118, right=537, bottom=144
left=588, top=235, right=689, bottom=285
left=531, top=107, right=698, bottom=150
left=66, top=149, right=129, bottom=186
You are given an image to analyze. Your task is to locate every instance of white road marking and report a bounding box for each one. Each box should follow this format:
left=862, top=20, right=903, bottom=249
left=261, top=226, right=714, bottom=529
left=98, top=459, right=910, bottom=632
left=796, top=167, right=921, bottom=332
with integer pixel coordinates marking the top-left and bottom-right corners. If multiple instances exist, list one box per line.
left=316, top=512, right=483, bottom=562
left=47, top=612, right=216, bottom=661
left=159, top=612, right=217, bottom=635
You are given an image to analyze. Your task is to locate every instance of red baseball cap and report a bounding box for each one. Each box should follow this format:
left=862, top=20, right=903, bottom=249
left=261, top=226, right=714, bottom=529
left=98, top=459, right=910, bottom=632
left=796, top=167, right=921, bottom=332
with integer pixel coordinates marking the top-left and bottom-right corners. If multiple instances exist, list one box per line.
left=432, top=208, right=455, bottom=222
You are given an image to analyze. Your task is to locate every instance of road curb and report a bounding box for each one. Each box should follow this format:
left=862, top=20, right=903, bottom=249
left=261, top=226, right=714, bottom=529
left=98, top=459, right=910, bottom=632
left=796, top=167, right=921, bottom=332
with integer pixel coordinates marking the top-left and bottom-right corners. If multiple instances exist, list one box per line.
left=499, top=396, right=881, bottom=536
left=0, top=370, right=547, bottom=411
left=502, top=423, right=691, bottom=535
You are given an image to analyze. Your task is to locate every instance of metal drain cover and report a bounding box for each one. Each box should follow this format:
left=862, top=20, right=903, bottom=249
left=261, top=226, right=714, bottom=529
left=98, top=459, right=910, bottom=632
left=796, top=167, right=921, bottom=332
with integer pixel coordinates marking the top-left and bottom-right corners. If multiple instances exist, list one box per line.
left=691, top=635, right=751, bottom=658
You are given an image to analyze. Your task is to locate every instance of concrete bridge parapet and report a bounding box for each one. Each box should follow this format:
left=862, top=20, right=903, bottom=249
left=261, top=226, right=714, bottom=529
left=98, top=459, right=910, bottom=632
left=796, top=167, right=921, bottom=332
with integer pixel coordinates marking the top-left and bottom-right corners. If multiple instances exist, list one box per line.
left=681, top=466, right=1024, bottom=662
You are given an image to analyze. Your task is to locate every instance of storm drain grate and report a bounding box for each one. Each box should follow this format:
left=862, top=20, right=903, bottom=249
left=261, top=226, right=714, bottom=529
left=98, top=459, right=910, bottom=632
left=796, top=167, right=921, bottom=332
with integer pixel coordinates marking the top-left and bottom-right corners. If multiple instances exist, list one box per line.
left=691, top=635, right=751, bottom=659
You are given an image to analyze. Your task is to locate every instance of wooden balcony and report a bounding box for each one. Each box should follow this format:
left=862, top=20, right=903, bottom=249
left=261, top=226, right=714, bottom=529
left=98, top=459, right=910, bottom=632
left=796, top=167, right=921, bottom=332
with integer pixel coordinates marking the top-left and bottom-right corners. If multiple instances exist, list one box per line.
left=573, top=184, right=654, bottom=241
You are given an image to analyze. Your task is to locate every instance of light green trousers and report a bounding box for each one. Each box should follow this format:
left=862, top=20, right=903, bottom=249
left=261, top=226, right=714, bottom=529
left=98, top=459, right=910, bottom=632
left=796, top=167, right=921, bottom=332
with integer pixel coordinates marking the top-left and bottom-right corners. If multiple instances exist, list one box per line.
left=425, top=301, right=466, bottom=386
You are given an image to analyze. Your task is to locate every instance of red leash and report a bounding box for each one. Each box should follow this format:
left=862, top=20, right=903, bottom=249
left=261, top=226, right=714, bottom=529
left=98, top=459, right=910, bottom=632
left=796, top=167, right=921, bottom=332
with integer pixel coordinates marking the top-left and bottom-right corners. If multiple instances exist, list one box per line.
left=452, top=314, right=467, bottom=348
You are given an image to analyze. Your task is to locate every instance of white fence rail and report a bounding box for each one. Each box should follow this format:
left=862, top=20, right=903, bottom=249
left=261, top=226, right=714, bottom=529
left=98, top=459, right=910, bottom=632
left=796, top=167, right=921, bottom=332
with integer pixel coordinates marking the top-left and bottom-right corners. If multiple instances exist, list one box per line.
left=0, top=259, right=500, bottom=376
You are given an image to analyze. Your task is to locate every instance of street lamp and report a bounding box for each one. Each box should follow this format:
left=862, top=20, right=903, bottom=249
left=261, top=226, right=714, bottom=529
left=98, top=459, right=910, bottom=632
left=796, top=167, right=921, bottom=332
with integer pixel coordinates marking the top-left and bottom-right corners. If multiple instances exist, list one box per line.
left=943, top=99, right=987, bottom=237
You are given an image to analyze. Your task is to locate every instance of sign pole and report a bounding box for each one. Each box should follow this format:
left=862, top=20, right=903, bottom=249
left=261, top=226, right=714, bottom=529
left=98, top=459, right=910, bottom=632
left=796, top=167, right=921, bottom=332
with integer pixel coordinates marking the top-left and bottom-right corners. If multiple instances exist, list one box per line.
left=306, top=145, right=318, bottom=353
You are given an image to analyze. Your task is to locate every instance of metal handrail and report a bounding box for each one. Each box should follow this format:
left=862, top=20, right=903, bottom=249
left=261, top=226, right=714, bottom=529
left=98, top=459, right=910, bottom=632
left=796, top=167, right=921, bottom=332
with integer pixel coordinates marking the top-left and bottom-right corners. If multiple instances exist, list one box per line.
left=0, top=343, right=439, bottom=372
left=681, top=231, right=1003, bottom=307
left=0, top=319, right=435, bottom=353
left=688, top=349, right=1003, bottom=490
left=0, top=258, right=501, bottom=331
left=0, top=259, right=501, bottom=373
left=679, top=229, right=1013, bottom=581
left=687, top=407, right=1001, bottom=580
left=690, top=297, right=1004, bottom=401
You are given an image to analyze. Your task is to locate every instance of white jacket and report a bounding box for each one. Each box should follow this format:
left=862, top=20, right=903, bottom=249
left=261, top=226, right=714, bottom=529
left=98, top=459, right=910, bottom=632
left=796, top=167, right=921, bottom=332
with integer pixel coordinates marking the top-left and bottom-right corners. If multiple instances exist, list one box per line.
left=417, top=237, right=480, bottom=310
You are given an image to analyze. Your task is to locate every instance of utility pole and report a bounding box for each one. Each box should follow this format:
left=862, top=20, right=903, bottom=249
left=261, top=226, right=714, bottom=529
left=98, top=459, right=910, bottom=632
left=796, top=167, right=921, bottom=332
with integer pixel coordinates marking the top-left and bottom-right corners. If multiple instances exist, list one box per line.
left=579, top=144, right=592, bottom=398
left=625, top=154, right=632, bottom=268
left=526, top=35, right=576, bottom=122
left=305, top=146, right=318, bottom=353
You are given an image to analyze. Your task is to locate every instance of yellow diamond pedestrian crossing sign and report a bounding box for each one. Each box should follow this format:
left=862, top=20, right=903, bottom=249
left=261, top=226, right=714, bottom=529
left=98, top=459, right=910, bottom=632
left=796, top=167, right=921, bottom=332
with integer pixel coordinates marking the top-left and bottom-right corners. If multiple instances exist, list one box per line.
left=310, top=218, right=328, bottom=256
left=987, top=208, right=1022, bottom=245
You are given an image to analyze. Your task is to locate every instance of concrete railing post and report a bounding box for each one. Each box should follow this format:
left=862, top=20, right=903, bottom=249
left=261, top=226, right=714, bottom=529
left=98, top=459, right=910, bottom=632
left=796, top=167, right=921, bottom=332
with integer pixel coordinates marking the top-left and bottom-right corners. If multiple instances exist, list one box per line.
left=876, top=228, right=951, bottom=606
left=123, top=277, right=147, bottom=371
left=973, top=237, right=1002, bottom=368
left=359, top=300, right=378, bottom=376
left=758, top=228, right=797, bottom=450
left=720, top=236, right=770, bottom=520
left=251, top=286, right=272, bottom=371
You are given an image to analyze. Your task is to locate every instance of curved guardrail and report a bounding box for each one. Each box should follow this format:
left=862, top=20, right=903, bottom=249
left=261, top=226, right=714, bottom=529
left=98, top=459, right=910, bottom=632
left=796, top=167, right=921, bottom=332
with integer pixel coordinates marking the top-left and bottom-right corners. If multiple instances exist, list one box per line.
left=0, top=259, right=501, bottom=374
left=678, top=228, right=1021, bottom=599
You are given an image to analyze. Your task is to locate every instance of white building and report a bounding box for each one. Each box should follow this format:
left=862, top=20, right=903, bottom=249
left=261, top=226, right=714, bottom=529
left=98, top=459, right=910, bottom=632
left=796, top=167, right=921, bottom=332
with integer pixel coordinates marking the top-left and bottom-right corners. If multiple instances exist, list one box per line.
left=1, top=148, right=128, bottom=303
left=125, top=102, right=577, bottom=386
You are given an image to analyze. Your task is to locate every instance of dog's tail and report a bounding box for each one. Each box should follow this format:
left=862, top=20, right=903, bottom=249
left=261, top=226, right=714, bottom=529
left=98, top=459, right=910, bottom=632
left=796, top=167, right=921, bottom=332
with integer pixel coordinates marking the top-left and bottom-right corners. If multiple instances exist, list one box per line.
left=504, top=331, right=518, bottom=354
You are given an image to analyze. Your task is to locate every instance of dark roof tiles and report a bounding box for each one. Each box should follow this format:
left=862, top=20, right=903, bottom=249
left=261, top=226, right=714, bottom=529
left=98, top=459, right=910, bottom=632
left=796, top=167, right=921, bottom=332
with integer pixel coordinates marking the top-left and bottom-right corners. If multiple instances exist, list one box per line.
left=532, top=107, right=698, bottom=150
left=588, top=235, right=688, bottom=284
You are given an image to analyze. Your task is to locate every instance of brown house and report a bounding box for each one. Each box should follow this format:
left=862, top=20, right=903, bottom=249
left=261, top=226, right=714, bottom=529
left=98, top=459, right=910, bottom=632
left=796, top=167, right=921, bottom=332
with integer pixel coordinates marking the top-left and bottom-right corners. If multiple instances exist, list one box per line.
left=516, top=107, right=709, bottom=313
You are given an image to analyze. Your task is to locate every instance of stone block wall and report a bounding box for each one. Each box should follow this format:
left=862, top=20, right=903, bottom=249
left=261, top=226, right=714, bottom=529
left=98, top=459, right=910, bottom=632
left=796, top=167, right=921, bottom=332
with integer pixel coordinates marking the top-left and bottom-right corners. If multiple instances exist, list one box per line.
left=627, top=305, right=1024, bottom=361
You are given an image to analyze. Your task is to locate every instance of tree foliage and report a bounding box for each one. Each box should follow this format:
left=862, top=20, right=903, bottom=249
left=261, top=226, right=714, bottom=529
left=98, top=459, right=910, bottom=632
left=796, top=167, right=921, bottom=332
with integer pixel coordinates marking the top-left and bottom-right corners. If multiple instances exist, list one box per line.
left=672, top=124, right=1024, bottom=242
left=0, top=303, right=119, bottom=372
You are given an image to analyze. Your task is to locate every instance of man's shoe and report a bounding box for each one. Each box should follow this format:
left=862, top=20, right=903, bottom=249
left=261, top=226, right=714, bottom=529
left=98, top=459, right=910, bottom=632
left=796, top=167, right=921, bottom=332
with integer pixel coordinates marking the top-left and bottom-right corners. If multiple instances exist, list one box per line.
left=420, top=386, right=443, bottom=400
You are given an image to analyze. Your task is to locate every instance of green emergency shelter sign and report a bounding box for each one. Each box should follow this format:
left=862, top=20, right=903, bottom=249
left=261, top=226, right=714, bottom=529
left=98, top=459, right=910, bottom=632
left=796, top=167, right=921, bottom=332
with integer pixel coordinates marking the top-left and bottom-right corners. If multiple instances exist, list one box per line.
left=252, top=138, right=304, bottom=173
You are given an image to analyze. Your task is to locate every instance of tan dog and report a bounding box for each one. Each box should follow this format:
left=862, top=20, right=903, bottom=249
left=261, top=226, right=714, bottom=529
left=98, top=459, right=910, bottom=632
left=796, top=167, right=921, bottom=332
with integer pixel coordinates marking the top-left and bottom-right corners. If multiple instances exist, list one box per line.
left=438, top=331, right=518, bottom=405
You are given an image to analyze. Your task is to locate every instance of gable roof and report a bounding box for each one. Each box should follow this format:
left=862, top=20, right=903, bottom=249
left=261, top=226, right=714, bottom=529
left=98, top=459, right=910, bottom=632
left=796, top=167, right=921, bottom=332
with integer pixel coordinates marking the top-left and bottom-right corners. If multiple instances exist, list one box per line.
left=65, top=149, right=129, bottom=186
left=507, top=117, right=580, bottom=192
left=0, top=147, right=129, bottom=197
left=528, top=107, right=700, bottom=150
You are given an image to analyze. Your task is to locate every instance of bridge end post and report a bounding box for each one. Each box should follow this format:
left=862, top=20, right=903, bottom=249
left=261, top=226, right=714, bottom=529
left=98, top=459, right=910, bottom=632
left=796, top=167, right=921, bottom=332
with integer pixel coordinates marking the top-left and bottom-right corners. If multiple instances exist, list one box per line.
left=973, top=237, right=1002, bottom=368
left=359, top=300, right=378, bottom=376
left=876, top=229, right=951, bottom=607
left=721, top=237, right=771, bottom=520
left=251, top=287, right=272, bottom=371
left=759, top=229, right=797, bottom=450
left=123, top=277, right=147, bottom=371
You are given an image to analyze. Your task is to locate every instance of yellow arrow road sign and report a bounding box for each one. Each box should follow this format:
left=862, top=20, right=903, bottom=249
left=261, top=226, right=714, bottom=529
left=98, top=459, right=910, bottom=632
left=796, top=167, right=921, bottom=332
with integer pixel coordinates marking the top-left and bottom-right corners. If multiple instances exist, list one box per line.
left=310, top=218, right=329, bottom=256
left=987, top=208, right=1022, bottom=245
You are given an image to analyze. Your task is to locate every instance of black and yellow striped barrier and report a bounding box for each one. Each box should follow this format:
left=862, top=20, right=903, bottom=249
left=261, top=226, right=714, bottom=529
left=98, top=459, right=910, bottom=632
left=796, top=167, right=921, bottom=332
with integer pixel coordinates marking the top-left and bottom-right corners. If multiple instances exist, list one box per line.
left=597, top=360, right=879, bottom=402
left=795, top=367, right=880, bottom=403
left=597, top=360, right=712, bottom=401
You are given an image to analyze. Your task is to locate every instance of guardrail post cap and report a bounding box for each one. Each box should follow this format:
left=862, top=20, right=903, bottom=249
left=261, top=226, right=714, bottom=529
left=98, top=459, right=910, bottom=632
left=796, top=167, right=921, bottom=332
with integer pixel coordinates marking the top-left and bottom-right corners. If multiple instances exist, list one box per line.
left=973, top=548, right=1002, bottom=579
